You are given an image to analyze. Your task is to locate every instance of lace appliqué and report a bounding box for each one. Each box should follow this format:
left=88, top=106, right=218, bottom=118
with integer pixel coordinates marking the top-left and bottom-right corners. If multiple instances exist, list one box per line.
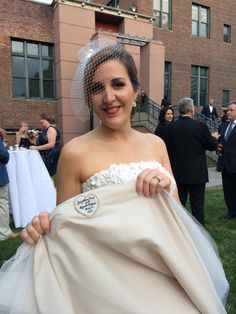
left=82, top=161, right=176, bottom=194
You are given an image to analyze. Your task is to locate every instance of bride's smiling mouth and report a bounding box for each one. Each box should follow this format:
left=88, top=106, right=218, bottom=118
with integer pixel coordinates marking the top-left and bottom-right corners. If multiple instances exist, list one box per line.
left=102, top=106, right=122, bottom=115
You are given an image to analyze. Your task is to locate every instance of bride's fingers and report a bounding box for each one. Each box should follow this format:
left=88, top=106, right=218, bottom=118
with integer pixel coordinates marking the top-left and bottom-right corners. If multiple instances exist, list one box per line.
left=136, top=169, right=151, bottom=196
left=149, top=176, right=161, bottom=197
left=31, top=216, right=44, bottom=235
left=136, top=169, right=160, bottom=197
left=21, top=227, right=40, bottom=245
left=136, top=169, right=171, bottom=197
left=146, top=173, right=166, bottom=197
left=38, top=212, right=50, bottom=234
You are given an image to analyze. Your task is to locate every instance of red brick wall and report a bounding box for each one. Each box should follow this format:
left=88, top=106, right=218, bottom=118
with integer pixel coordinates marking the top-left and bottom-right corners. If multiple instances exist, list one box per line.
left=0, top=0, right=57, bottom=131
left=153, top=0, right=236, bottom=113
left=2, top=0, right=236, bottom=135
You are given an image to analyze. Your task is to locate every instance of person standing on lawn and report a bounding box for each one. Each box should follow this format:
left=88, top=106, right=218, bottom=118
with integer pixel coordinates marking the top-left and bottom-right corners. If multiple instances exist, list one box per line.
left=217, top=100, right=236, bottom=219
left=0, top=137, right=20, bottom=240
left=163, top=97, right=218, bottom=226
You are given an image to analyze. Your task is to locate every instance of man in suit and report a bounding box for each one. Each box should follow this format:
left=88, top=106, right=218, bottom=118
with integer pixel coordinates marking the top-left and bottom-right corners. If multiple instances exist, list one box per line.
left=217, top=101, right=236, bottom=219
left=164, top=98, right=218, bottom=225
left=0, top=136, right=19, bottom=240
left=201, top=98, right=219, bottom=121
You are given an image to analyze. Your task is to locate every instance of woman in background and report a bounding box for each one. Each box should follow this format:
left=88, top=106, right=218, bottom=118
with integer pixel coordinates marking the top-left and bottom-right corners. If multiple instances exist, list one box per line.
left=15, top=121, right=31, bottom=149
left=30, top=113, right=61, bottom=176
left=154, top=105, right=174, bottom=140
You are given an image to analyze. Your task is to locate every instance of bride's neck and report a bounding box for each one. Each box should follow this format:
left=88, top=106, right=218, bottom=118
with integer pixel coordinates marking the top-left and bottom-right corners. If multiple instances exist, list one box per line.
left=96, top=124, right=135, bottom=142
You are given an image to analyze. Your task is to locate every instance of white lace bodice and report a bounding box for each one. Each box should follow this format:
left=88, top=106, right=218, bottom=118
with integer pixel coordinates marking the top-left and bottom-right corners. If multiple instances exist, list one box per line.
left=82, top=160, right=176, bottom=193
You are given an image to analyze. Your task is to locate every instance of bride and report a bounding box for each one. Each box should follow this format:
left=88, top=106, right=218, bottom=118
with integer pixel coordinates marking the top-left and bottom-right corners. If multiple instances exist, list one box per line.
left=0, top=40, right=228, bottom=313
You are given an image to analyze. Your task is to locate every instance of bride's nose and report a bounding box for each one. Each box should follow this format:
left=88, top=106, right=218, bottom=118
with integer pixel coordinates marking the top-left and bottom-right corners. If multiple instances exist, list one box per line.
left=103, top=86, right=116, bottom=103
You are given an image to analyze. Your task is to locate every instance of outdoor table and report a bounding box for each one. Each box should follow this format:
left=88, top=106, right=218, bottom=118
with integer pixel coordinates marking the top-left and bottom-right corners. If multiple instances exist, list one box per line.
left=6, top=149, right=56, bottom=228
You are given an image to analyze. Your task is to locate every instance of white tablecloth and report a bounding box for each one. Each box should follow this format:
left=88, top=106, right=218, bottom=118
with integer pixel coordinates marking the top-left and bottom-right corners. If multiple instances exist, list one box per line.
left=6, top=149, right=56, bottom=228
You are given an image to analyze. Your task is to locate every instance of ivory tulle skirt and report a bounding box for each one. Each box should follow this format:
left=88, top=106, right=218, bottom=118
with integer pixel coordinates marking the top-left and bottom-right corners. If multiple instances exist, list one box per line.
left=0, top=184, right=229, bottom=314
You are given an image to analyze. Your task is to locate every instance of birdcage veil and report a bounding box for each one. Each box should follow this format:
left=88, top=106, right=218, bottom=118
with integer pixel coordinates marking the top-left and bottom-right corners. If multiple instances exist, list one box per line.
left=71, top=39, right=140, bottom=121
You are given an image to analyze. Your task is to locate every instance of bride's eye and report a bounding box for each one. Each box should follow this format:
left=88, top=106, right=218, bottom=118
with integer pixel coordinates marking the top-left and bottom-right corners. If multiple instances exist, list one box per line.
left=90, top=82, right=104, bottom=94
left=112, top=80, right=125, bottom=89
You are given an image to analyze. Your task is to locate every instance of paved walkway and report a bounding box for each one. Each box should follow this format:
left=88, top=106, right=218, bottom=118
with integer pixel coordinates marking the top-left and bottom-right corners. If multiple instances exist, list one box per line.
left=206, top=167, right=222, bottom=188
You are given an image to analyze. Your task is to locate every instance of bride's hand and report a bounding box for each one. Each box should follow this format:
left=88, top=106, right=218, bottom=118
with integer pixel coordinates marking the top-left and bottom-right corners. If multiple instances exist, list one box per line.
left=136, top=168, right=171, bottom=198
left=21, top=212, right=51, bottom=245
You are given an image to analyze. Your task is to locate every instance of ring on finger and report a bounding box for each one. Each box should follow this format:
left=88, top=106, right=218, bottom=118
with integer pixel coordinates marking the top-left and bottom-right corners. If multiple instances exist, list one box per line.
left=152, top=176, right=161, bottom=183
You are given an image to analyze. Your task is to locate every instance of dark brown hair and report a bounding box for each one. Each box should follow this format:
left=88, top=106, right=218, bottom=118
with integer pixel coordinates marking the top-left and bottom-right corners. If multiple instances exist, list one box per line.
left=40, top=113, right=55, bottom=124
left=158, top=106, right=174, bottom=125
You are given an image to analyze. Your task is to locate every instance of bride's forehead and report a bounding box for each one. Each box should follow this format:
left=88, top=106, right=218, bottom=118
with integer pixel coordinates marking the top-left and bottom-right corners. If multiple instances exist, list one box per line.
left=93, top=60, right=128, bottom=79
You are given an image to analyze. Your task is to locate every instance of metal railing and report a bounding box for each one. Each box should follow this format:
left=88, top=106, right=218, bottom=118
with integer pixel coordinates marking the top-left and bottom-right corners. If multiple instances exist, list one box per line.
left=194, top=112, right=220, bottom=132
left=131, top=99, right=161, bottom=132
left=132, top=99, right=221, bottom=133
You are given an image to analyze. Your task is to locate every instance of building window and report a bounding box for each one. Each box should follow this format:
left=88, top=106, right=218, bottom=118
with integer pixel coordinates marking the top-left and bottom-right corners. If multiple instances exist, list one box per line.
left=11, top=39, right=55, bottom=99
left=222, top=90, right=230, bottom=106
left=107, top=0, right=119, bottom=8
left=164, top=62, right=171, bottom=101
left=153, top=0, right=172, bottom=30
left=191, top=66, right=208, bottom=107
left=192, top=4, right=209, bottom=38
left=223, top=24, right=231, bottom=43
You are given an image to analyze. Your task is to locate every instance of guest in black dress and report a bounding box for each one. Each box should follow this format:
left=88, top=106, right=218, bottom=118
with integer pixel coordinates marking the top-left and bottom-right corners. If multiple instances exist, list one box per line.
left=30, top=113, right=61, bottom=176
left=154, top=106, right=174, bottom=141
left=15, top=121, right=31, bottom=149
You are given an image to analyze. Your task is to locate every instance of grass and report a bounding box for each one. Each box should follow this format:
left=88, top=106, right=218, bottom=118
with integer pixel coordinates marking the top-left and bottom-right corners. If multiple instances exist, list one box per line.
left=204, top=188, right=236, bottom=314
left=0, top=188, right=235, bottom=313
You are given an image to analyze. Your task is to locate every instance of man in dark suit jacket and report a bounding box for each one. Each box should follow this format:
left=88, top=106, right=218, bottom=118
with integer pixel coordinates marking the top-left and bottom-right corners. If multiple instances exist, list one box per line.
left=217, top=101, right=236, bottom=219
left=201, top=98, right=219, bottom=121
left=163, top=98, right=218, bottom=226
left=0, top=137, right=19, bottom=240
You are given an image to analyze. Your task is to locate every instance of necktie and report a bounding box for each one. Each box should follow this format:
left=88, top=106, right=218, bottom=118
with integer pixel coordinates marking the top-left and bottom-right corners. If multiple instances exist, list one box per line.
left=225, top=122, right=234, bottom=141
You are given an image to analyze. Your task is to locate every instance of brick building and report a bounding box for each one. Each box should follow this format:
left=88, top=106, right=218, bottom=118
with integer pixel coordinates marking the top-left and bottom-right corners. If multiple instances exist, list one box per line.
left=1, top=0, right=235, bottom=144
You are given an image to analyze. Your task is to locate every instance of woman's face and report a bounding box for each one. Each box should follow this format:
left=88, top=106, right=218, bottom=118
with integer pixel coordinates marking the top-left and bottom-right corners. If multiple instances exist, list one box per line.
left=40, top=118, right=49, bottom=129
left=20, top=123, right=28, bottom=132
left=91, top=60, right=137, bottom=129
left=164, top=109, right=174, bottom=123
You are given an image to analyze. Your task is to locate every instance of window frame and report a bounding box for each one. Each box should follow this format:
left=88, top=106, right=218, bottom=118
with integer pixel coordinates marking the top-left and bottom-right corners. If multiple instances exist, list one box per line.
left=192, top=4, right=209, bottom=38
left=222, top=90, right=230, bottom=106
left=11, top=39, right=55, bottom=100
left=164, top=61, right=171, bottom=101
left=223, top=24, right=231, bottom=43
left=106, top=0, right=119, bottom=8
left=153, top=0, right=172, bottom=30
left=191, top=65, right=209, bottom=107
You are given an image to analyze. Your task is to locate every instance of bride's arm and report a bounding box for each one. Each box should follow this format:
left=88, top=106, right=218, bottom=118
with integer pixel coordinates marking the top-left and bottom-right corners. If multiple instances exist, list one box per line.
left=21, top=141, right=82, bottom=245
left=56, top=141, right=82, bottom=205
left=136, top=137, right=179, bottom=202
left=160, top=140, right=180, bottom=201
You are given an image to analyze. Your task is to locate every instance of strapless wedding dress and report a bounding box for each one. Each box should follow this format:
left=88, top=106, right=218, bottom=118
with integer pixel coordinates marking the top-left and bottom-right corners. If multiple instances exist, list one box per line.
left=0, top=161, right=229, bottom=314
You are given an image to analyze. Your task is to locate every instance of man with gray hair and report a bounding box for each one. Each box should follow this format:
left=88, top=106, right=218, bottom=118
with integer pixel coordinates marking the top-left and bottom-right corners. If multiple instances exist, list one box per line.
left=163, top=97, right=218, bottom=225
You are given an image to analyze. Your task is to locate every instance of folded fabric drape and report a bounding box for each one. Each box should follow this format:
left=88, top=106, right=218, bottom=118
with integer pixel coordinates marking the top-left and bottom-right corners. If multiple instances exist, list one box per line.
left=0, top=183, right=228, bottom=314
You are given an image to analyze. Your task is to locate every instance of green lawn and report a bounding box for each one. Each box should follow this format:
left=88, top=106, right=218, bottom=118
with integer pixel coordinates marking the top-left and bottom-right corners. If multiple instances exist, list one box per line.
left=204, top=188, right=236, bottom=314
left=0, top=188, right=235, bottom=313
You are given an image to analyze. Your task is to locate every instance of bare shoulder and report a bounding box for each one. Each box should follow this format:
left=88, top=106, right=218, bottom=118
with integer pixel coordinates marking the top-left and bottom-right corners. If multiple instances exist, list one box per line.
left=57, top=133, right=93, bottom=186
left=61, top=133, right=92, bottom=158
left=138, top=131, right=165, bottom=147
